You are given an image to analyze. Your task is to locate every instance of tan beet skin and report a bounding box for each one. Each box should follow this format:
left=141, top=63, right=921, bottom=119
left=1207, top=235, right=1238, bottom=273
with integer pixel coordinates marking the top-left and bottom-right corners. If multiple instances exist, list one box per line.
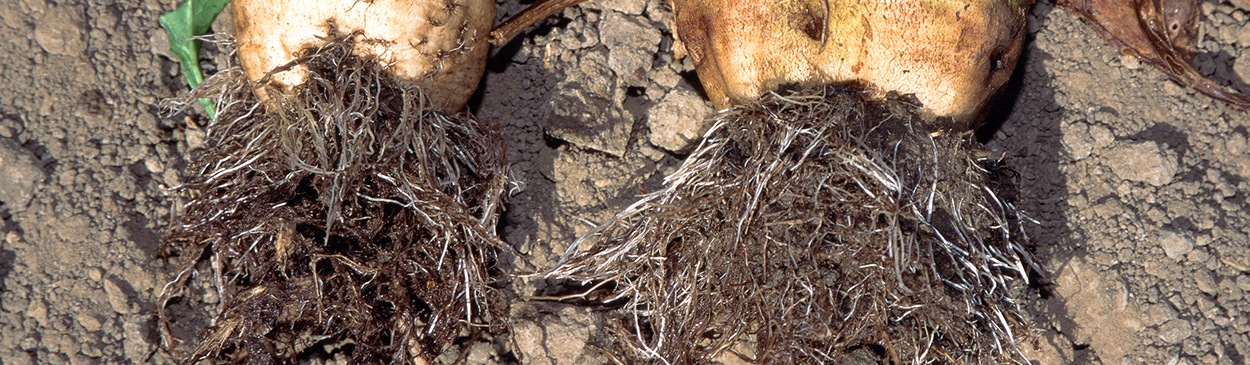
left=232, top=0, right=495, bottom=113
left=668, top=0, right=1029, bottom=128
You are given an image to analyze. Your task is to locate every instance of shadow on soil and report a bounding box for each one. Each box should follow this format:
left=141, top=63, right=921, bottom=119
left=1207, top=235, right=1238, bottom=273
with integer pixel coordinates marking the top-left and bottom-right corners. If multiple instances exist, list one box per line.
left=979, top=22, right=1097, bottom=362
left=0, top=208, right=14, bottom=310
left=0, top=247, right=12, bottom=292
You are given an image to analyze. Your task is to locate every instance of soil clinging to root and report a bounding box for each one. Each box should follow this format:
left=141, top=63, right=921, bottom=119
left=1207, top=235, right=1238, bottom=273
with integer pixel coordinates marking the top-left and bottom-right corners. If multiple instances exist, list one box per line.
left=548, top=87, right=1046, bottom=364
left=157, top=35, right=512, bottom=364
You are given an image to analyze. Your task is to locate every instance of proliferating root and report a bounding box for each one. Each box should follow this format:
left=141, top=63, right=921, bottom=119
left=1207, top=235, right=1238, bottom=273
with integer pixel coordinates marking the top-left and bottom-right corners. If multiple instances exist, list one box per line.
left=549, top=87, right=1045, bottom=364
left=157, top=34, right=511, bottom=364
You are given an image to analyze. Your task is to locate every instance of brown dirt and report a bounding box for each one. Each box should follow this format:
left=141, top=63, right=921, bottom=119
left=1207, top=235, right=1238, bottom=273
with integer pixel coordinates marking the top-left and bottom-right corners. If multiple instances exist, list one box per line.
left=0, top=0, right=1246, bottom=364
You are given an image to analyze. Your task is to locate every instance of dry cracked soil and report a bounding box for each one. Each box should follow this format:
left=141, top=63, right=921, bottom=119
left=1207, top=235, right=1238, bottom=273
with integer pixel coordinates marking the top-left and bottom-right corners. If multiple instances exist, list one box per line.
left=0, top=0, right=1249, bottom=364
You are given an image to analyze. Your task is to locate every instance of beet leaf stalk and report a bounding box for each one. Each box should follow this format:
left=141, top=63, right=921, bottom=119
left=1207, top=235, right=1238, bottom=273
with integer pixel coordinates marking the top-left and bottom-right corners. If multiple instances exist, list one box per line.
left=159, top=0, right=229, bottom=120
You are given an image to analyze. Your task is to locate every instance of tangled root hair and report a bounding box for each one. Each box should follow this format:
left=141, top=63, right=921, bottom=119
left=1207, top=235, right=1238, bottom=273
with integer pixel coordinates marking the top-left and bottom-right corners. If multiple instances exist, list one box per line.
left=548, top=87, right=1045, bottom=364
left=158, top=34, right=511, bottom=364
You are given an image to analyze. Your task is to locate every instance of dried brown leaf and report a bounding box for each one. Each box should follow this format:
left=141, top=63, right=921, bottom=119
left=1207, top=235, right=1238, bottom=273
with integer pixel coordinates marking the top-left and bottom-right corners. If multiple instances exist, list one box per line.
left=1059, top=0, right=1250, bottom=109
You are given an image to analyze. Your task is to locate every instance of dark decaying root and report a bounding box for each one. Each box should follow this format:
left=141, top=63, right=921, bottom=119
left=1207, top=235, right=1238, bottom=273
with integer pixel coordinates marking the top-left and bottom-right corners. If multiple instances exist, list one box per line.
left=157, top=35, right=511, bottom=364
left=549, top=88, right=1046, bottom=364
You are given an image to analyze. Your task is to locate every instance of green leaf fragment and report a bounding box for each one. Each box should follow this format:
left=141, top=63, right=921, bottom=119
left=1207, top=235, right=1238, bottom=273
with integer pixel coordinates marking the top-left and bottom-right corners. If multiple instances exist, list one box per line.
left=159, top=0, right=230, bottom=120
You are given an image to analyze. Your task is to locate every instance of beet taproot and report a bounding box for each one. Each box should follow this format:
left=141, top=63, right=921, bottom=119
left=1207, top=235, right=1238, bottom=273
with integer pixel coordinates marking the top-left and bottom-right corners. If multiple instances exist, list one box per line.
left=157, top=1, right=511, bottom=363
left=233, top=0, right=494, bottom=112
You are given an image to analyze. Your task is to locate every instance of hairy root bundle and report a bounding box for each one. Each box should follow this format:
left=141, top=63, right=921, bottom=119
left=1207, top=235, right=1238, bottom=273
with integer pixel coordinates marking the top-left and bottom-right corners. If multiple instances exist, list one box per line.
left=158, top=35, right=511, bottom=364
left=549, top=88, right=1044, bottom=364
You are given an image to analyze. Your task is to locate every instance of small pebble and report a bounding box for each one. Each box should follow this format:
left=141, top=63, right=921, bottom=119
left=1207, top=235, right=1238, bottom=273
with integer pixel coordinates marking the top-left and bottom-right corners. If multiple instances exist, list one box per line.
left=1234, top=50, right=1250, bottom=86
left=184, top=128, right=206, bottom=151
left=1236, top=275, right=1250, bottom=292
left=1195, top=271, right=1217, bottom=295
left=1121, top=55, right=1141, bottom=70
left=25, top=299, right=48, bottom=326
left=5, top=350, right=36, bottom=365
left=1158, top=319, right=1193, bottom=344
left=1106, top=141, right=1178, bottom=187
left=102, top=278, right=134, bottom=315
left=122, top=318, right=154, bottom=360
left=87, top=267, right=103, bottom=282
left=143, top=156, right=163, bottom=175
left=1238, top=23, right=1250, bottom=46
left=0, top=138, right=47, bottom=213
left=1159, top=230, right=1193, bottom=259
left=75, top=312, right=102, bottom=332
